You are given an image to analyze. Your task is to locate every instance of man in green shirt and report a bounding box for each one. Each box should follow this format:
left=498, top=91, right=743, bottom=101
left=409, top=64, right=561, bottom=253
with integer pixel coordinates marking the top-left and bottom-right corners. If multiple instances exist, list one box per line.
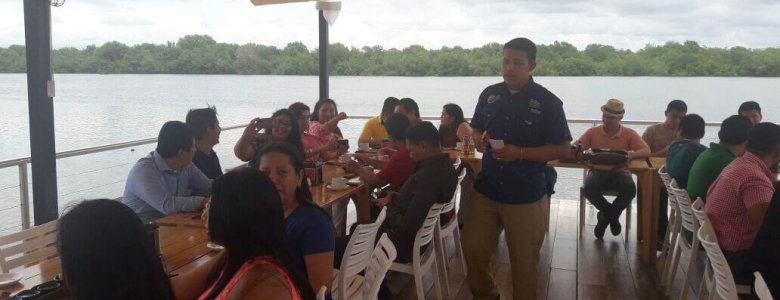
left=687, top=115, right=753, bottom=203
left=667, top=114, right=707, bottom=189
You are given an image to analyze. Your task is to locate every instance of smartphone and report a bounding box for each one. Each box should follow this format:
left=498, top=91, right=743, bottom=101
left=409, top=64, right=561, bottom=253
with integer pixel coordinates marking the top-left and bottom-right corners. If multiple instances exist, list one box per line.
left=337, top=139, right=349, bottom=147
left=256, top=118, right=274, bottom=130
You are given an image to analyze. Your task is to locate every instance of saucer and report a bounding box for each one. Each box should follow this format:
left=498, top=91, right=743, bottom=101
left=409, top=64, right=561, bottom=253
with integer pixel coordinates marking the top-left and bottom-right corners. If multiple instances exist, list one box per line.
left=0, top=272, right=22, bottom=288
left=326, top=184, right=350, bottom=191
left=347, top=177, right=361, bottom=185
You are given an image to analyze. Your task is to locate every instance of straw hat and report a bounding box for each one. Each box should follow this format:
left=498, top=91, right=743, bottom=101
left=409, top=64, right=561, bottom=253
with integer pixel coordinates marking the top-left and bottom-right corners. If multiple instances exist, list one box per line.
left=601, top=98, right=625, bottom=117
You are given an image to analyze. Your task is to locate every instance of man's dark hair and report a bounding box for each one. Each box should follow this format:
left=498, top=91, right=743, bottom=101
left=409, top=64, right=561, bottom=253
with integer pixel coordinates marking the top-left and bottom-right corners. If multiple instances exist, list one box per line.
left=381, top=97, right=400, bottom=117
left=185, top=106, right=218, bottom=140
left=679, top=114, right=705, bottom=139
left=747, top=122, right=780, bottom=156
left=718, top=115, right=753, bottom=145
left=156, top=121, right=194, bottom=159
left=738, top=101, right=761, bottom=114
left=384, top=113, right=411, bottom=141
left=406, top=121, right=440, bottom=149
left=504, top=38, right=537, bottom=63
left=665, top=99, right=687, bottom=113
left=397, top=98, right=420, bottom=118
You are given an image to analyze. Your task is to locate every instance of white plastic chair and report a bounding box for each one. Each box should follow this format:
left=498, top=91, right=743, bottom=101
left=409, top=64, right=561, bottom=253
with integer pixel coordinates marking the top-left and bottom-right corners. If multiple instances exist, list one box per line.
left=389, top=203, right=445, bottom=300
left=434, top=168, right=467, bottom=297
left=666, top=184, right=706, bottom=299
left=755, top=272, right=774, bottom=300
left=361, top=234, right=398, bottom=300
left=698, top=221, right=739, bottom=300
left=657, top=166, right=680, bottom=283
left=691, top=197, right=715, bottom=300
left=332, top=207, right=387, bottom=300
left=452, top=157, right=461, bottom=170
left=578, top=169, right=631, bottom=242
left=0, top=220, right=58, bottom=272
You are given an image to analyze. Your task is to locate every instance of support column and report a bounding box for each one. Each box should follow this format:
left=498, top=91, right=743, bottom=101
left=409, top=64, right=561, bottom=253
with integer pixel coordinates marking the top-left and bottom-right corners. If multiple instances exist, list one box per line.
left=24, top=0, right=59, bottom=225
left=318, top=9, right=329, bottom=100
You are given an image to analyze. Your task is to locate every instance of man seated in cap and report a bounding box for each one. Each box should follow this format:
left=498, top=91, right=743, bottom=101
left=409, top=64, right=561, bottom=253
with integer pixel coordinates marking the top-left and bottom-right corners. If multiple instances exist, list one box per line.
left=706, top=122, right=780, bottom=284
left=123, top=121, right=212, bottom=223
left=738, top=100, right=762, bottom=125
left=576, top=99, right=650, bottom=239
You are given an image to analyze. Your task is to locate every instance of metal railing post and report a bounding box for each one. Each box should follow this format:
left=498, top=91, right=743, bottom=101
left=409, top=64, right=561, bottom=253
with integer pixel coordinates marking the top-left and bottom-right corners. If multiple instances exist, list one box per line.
left=19, top=163, right=31, bottom=229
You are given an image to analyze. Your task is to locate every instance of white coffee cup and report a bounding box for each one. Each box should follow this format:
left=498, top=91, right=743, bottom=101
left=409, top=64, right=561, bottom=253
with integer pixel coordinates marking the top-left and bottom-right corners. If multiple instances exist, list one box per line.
left=331, top=176, right=348, bottom=189
left=455, top=142, right=464, bottom=150
left=358, top=142, right=370, bottom=151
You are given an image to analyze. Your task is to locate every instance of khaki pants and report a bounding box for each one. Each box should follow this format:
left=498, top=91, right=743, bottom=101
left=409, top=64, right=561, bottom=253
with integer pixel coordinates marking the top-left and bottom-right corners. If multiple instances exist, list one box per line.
left=463, top=191, right=547, bottom=300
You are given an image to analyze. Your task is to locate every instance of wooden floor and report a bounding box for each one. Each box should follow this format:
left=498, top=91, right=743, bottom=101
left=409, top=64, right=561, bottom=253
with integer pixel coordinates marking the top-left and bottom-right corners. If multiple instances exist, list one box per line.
left=382, top=198, right=694, bottom=300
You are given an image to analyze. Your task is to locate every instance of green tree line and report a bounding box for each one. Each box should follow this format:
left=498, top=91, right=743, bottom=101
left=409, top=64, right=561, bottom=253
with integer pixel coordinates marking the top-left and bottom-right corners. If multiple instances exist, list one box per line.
left=1, top=34, right=779, bottom=76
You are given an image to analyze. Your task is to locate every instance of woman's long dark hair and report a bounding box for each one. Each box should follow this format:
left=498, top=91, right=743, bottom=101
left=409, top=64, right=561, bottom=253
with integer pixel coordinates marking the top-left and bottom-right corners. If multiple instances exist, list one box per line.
left=310, top=98, right=343, bottom=137
left=438, top=103, right=466, bottom=142
left=257, top=143, right=331, bottom=216
left=205, top=168, right=315, bottom=300
left=265, top=109, right=305, bottom=160
left=57, top=199, right=175, bottom=300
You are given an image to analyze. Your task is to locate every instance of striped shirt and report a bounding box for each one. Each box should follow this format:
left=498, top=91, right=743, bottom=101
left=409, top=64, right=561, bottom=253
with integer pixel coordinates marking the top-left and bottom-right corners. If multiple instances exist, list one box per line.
left=705, top=151, right=775, bottom=251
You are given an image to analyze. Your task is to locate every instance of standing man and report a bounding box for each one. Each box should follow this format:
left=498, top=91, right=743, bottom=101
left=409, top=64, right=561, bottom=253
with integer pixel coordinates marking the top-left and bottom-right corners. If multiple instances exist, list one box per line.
left=186, top=106, right=223, bottom=179
left=463, top=37, right=572, bottom=300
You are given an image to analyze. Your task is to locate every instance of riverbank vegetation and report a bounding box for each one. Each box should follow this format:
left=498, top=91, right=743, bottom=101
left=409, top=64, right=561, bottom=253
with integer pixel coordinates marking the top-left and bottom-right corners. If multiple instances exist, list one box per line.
left=1, top=34, right=779, bottom=76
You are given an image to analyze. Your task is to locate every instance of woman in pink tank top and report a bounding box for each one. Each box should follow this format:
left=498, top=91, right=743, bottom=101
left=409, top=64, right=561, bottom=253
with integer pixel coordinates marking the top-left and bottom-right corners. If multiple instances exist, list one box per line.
left=199, top=168, right=315, bottom=300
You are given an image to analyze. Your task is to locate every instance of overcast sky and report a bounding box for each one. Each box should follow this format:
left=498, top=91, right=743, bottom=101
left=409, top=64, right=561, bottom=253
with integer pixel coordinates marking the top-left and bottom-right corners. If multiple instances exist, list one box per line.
left=1, top=0, right=779, bottom=51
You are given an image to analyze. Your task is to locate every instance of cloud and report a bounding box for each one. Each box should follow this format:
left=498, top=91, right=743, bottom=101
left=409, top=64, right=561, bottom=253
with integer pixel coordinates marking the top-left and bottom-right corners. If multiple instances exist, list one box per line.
left=0, top=0, right=778, bottom=51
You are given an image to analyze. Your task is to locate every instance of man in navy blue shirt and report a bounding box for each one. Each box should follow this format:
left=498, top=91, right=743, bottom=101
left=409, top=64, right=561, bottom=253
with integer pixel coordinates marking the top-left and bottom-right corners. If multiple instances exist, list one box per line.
left=463, top=38, right=572, bottom=300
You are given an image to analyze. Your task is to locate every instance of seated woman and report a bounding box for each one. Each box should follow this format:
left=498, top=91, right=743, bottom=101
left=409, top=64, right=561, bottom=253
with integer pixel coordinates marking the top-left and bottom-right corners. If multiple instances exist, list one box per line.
left=199, top=168, right=315, bottom=300
left=289, top=102, right=346, bottom=162
left=438, top=103, right=471, bottom=148
left=234, top=109, right=305, bottom=167
left=257, top=143, right=335, bottom=296
left=57, top=199, right=176, bottom=300
left=309, top=98, right=347, bottom=142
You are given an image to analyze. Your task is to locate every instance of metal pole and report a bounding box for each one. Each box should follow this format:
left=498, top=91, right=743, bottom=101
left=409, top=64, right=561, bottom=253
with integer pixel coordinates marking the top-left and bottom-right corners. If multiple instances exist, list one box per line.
left=19, top=163, right=31, bottom=229
left=24, top=0, right=59, bottom=225
left=318, top=9, right=329, bottom=100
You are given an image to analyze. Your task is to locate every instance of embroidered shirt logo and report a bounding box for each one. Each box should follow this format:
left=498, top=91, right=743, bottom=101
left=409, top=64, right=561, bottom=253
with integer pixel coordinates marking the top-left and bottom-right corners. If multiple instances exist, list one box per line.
left=529, top=98, right=541, bottom=109
left=487, top=94, right=500, bottom=104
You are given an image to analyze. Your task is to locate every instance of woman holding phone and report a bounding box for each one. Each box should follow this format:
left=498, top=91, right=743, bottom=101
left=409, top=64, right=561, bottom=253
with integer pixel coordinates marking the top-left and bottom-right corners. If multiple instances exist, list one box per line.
left=234, top=109, right=305, bottom=168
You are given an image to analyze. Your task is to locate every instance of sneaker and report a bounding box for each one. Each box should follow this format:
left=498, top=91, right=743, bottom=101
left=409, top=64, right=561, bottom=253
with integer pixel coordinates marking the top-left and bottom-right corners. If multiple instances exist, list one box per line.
left=594, top=211, right=607, bottom=239
left=610, top=217, right=622, bottom=236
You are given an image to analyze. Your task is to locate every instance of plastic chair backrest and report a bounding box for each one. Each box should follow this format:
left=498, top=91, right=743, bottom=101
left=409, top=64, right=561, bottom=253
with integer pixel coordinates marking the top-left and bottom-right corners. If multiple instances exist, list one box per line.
left=754, top=272, right=774, bottom=300
left=659, top=166, right=673, bottom=189
left=666, top=179, right=680, bottom=213
left=452, top=157, right=461, bottom=170
left=336, top=207, right=387, bottom=300
left=670, top=184, right=697, bottom=233
left=698, top=222, right=739, bottom=300
left=441, top=168, right=467, bottom=215
left=362, top=234, right=397, bottom=300
left=414, top=203, right=444, bottom=259
left=0, top=220, right=58, bottom=272
left=692, top=197, right=707, bottom=227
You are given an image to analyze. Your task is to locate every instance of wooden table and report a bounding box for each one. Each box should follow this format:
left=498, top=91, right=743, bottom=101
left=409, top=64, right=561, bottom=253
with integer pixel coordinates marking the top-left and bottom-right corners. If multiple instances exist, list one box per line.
left=444, top=149, right=482, bottom=173
left=548, top=158, right=663, bottom=264
left=1, top=226, right=218, bottom=296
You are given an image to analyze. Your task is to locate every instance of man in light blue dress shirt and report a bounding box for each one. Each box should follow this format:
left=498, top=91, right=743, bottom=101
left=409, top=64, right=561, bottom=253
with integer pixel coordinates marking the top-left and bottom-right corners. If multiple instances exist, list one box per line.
left=123, top=121, right=212, bottom=223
